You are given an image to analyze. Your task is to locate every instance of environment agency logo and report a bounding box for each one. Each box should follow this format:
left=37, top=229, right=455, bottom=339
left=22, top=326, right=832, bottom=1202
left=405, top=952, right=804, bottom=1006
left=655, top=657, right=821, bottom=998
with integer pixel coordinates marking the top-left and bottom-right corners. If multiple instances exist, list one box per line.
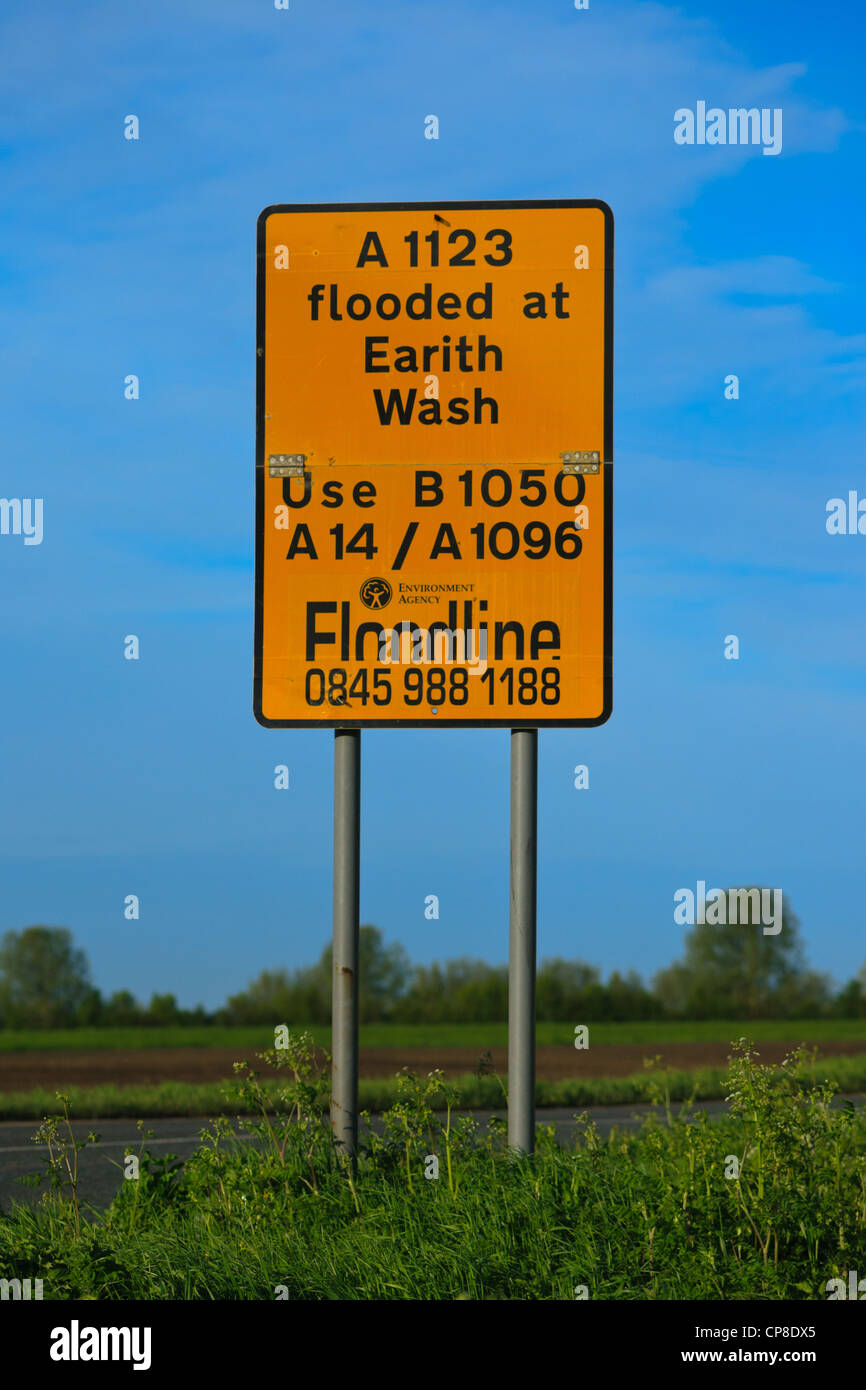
left=360, top=577, right=392, bottom=609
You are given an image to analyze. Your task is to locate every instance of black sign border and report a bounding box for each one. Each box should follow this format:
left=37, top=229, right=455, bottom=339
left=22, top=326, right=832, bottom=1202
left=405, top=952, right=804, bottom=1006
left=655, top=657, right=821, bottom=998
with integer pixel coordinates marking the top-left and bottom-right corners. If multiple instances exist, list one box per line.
left=254, top=198, right=613, bottom=729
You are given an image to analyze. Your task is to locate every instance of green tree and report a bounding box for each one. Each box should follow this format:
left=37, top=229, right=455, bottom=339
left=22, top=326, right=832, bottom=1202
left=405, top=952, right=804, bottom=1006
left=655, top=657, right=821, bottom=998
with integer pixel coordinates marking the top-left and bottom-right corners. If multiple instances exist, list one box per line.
left=319, top=924, right=411, bottom=1022
left=102, top=989, right=143, bottom=1026
left=605, top=968, right=663, bottom=1022
left=0, top=926, right=94, bottom=1028
left=833, top=962, right=866, bottom=1018
left=652, top=891, right=830, bottom=1019
left=222, top=966, right=325, bottom=1025
left=75, top=986, right=104, bottom=1026
left=535, top=959, right=600, bottom=1021
left=397, top=958, right=507, bottom=1022
left=223, top=925, right=410, bottom=1025
left=145, top=993, right=183, bottom=1025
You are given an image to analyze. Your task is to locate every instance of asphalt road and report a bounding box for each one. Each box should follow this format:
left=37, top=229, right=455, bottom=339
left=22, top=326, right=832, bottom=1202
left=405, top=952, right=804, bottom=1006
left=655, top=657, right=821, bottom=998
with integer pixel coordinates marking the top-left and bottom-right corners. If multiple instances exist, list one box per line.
left=0, top=1100, right=728, bottom=1214
left=1, top=1096, right=862, bottom=1215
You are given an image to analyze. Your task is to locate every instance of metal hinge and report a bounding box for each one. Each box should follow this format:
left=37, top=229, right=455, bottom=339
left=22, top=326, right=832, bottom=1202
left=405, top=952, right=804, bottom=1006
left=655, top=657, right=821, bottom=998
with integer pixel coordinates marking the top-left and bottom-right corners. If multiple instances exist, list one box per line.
left=268, top=453, right=307, bottom=478
left=560, top=450, right=602, bottom=475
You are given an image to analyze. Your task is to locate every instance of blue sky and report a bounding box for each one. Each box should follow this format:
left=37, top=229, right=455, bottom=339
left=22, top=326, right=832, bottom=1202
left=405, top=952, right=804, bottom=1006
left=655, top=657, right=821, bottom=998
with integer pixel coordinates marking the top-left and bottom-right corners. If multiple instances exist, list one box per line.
left=1, top=0, right=864, bottom=1009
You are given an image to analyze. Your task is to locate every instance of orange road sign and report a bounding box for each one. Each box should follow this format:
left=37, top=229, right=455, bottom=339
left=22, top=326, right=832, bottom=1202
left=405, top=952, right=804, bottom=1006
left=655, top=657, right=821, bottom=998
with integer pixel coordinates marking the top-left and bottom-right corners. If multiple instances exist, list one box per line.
left=254, top=199, right=612, bottom=728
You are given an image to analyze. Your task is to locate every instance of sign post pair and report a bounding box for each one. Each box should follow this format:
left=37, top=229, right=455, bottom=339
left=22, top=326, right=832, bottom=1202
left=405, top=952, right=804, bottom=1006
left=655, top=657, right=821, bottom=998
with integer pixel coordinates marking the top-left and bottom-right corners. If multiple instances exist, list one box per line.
left=255, top=199, right=613, bottom=1154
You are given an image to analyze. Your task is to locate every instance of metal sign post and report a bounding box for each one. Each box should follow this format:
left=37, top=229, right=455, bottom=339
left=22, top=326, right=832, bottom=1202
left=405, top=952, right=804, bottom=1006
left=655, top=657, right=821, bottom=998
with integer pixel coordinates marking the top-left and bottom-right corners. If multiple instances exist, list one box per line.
left=331, top=728, right=360, bottom=1158
left=508, top=728, right=538, bottom=1154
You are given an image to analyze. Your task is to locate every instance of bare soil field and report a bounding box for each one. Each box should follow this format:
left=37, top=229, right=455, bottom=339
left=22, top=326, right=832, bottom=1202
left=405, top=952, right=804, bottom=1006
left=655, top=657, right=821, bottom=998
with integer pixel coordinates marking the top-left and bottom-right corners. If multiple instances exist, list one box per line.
left=2, top=1038, right=866, bottom=1092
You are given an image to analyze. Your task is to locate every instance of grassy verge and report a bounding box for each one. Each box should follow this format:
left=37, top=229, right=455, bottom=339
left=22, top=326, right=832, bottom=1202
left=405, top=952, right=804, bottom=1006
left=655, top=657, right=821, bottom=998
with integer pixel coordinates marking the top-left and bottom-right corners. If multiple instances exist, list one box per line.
left=0, top=1038, right=862, bottom=1300
left=1, top=1018, right=865, bottom=1052
left=1, top=1051, right=865, bottom=1120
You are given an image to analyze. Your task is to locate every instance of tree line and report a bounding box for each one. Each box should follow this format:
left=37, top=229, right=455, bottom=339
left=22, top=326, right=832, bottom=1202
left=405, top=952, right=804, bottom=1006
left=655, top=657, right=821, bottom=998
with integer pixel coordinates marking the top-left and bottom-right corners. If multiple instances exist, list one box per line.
left=1, top=894, right=865, bottom=1030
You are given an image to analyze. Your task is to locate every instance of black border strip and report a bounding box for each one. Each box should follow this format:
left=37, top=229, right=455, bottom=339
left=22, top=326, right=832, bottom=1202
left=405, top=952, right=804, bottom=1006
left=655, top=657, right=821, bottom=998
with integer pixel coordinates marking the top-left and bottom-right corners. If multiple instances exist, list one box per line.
left=253, top=199, right=613, bottom=730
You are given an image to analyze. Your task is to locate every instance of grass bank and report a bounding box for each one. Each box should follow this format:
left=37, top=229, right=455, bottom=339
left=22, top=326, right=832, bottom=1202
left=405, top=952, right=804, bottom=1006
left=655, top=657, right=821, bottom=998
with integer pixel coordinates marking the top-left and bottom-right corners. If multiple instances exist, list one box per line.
left=0, top=1038, right=862, bottom=1300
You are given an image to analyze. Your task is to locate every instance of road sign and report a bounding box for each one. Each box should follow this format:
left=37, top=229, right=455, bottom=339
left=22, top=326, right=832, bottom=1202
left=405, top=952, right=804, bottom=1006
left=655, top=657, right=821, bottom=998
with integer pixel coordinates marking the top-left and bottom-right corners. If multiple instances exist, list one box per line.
left=255, top=199, right=612, bottom=728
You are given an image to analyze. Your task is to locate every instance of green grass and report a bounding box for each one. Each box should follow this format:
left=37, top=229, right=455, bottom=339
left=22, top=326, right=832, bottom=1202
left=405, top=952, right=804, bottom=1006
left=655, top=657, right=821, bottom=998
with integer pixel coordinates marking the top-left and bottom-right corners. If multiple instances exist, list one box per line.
left=2, top=1051, right=865, bottom=1120
left=1, top=1037, right=863, bottom=1300
left=1, top=1018, right=864, bottom=1052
